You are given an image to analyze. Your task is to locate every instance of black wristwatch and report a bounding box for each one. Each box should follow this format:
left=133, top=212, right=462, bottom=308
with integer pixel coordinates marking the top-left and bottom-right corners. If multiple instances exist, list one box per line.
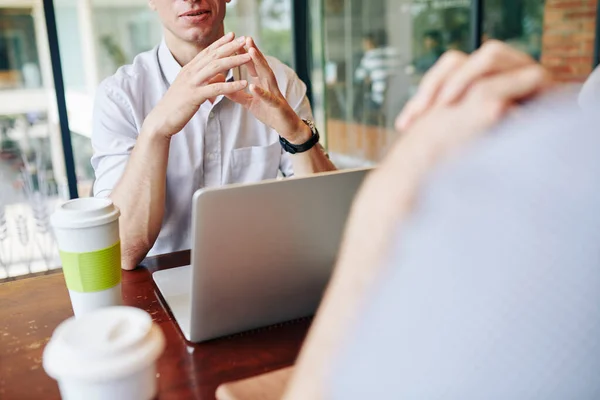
left=279, top=119, right=320, bottom=154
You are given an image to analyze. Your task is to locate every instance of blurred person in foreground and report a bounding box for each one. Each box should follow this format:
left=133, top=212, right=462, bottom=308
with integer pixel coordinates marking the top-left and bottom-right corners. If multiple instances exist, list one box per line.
left=91, top=0, right=335, bottom=270
left=284, top=41, right=600, bottom=399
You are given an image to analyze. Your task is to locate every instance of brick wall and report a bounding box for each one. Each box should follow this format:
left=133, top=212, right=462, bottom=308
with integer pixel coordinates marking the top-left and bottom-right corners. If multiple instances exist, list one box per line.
left=541, top=0, right=598, bottom=82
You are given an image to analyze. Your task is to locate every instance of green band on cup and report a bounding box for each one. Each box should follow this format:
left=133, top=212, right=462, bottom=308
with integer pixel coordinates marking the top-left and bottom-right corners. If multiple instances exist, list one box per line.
left=59, top=241, right=121, bottom=293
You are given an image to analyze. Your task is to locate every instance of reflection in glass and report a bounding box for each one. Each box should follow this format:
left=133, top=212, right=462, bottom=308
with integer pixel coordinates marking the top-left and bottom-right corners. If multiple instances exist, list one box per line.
left=484, top=0, right=545, bottom=60
left=485, top=0, right=597, bottom=84
left=0, top=8, right=41, bottom=90
left=226, top=0, right=293, bottom=66
left=315, top=0, right=471, bottom=168
left=0, top=2, right=66, bottom=278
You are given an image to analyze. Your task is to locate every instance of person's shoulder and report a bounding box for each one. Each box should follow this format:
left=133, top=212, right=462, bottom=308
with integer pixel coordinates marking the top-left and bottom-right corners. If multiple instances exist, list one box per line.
left=428, top=92, right=600, bottom=208
left=96, top=46, right=159, bottom=101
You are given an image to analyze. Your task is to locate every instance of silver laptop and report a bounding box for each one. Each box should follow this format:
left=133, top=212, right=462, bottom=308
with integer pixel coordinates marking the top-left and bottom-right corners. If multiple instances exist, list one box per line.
left=152, top=167, right=371, bottom=342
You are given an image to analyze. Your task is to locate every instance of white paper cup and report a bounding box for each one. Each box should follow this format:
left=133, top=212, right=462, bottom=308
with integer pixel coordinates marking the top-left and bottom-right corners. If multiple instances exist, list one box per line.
left=43, top=306, right=166, bottom=400
left=51, top=198, right=122, bottom=317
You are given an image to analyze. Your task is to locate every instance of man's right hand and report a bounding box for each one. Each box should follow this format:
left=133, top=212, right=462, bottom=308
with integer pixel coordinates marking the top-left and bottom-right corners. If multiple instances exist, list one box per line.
left=396, top=40, right=552, bottom=132
left=143, top=32, right=251, bottom=139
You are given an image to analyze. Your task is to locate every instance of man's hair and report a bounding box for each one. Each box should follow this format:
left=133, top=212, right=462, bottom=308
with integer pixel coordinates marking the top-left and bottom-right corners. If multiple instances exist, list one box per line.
left=424, top=30, right=443, bottom=44
left=364, top=30, right=388, bottom=48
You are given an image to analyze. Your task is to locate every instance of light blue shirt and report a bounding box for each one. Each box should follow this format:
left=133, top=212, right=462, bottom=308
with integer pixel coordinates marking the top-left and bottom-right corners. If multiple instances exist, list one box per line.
left=331, top=95, right=600, bottom=399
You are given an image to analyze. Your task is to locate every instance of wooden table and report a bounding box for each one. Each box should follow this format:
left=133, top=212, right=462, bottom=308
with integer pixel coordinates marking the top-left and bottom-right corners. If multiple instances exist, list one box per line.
left=0, top=251, right=310, bottom=399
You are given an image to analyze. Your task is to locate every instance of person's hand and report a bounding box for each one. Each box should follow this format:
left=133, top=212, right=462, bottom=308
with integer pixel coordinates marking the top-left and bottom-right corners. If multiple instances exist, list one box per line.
left=283, top=43, right=554, bottom=400
left=226, top=37, right=312, bottom=145
left=143, top=33, right=251, bottom=139
left=396, top=40, right=552, bottom=132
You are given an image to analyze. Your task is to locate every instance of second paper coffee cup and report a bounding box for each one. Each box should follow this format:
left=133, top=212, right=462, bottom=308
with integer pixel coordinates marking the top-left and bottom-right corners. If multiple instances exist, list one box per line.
left=51, top=197, right=122, bottom=317
left=43, top=306, right=166, bottom=400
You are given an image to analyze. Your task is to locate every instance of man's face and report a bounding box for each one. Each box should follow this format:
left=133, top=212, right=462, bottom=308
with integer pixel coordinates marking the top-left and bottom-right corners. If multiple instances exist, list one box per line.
left=363, top=39, right=375, bottom=52
left=149, top=0, right=231, bottom=46
left=424, top=37, right=437, bottom=50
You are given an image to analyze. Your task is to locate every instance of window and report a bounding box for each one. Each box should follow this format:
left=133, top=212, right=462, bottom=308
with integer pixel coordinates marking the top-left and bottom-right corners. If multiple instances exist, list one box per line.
left=485, top=0, right=597, bottom=83
left=226, top=0, right=293, bottom=66
left=313, top=0, right=471, bottom=168
left=1, top=0, right=598, bottom=278
left=0, top=3, right=62, bottom=278
left=0, top=8, right=41, bottom=90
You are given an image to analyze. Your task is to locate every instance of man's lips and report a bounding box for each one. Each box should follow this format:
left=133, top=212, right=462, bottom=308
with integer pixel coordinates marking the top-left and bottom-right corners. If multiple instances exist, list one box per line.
left=179, top=9, right=211, bottom=18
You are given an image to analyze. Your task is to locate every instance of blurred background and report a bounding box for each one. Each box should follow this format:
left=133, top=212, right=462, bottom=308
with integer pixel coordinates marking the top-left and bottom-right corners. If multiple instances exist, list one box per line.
left=0, top=0, right=596, bottom=277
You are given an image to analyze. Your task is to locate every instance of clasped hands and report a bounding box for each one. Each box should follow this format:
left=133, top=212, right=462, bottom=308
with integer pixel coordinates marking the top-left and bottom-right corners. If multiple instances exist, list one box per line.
left=145, top=33, right=310, bottom=144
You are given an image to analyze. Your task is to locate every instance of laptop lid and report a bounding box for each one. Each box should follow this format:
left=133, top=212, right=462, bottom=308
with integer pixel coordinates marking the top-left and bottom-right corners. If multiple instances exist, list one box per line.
left=184, top=167, right=371, bottom=342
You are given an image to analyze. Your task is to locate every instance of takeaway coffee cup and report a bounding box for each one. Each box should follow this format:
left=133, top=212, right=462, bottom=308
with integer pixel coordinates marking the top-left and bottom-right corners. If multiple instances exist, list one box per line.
left=50, top=197, right=122, bottom=317
left=43, top=306, right=166, bottom=400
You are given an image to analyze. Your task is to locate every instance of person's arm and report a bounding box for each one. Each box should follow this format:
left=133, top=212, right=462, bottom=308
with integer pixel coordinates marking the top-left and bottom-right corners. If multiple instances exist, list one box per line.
left=283, top=41, right=553, bottom=400
left=103, top=33, right=252, bottom=270
left=227, top=38, right=336, bottom=176
left=355, top=56, right=368, bottom=82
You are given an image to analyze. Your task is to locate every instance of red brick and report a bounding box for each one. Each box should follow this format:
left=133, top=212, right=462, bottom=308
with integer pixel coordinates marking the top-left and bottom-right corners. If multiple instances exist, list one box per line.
left=545, top=21, right=583, bottom=32
left=542, top=43, right=585, bottom=56
left=542, top=0, right=596, bottom=82
left=583, top=41, right=595, bottom=53
left=582, top=20, right=598, bottom=32
left=566, top=10, right=597, bottom=20
left=545, top=65, right=575, bottom=74
left=571, top=31, right=597, bottom=40
left=544, top=10, right=565, bottom=24
left=550, top=1, right=590, bottom=9
left=541, top=56, right=565, bottom=66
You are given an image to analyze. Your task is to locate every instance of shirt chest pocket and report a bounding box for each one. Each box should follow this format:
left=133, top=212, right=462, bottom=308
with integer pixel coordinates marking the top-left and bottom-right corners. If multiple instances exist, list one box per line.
left=230, top=141, right=282, bottom=183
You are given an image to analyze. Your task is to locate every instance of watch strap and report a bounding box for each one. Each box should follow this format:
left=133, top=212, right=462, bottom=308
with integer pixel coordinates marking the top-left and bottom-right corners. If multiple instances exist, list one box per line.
left=279, top=120, right=320, bottom=154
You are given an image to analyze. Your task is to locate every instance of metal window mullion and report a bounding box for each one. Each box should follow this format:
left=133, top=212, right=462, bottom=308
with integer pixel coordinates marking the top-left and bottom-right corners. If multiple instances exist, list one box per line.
left=593, top=0, right=600, bottom=67
left=292, top=0, right=314, bottom=105
left=42, top=0, right=79, bottom=199
left=471, top=0, right=484, bottom=52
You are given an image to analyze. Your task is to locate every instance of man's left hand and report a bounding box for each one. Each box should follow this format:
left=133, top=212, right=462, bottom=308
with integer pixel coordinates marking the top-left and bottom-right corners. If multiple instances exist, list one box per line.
left=226, top=38, right=311, bottom=145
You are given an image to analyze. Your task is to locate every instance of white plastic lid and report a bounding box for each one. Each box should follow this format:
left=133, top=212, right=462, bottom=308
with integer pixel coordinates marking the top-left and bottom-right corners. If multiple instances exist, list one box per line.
left=50, top=198, right=120, bottom=229
left=43, top=307, right=165, bottom=382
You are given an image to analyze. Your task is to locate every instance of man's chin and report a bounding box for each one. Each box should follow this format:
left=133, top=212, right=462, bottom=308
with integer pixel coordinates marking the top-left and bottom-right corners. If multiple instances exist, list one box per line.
left=181, top=28, right=222, bottom=47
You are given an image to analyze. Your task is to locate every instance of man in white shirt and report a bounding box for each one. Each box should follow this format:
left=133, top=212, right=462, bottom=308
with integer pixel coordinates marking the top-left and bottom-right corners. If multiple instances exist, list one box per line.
left=91, top=0, right=336, bottom=269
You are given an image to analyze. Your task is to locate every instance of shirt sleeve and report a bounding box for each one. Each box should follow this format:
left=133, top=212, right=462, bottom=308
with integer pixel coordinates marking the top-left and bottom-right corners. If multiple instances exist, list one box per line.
left=91, top=81, right=139, bottom=198
left=330, top=101, right=600, bottom=399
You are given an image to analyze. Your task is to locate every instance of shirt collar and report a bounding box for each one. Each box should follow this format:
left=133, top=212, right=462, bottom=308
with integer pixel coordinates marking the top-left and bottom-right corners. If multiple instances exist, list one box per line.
left=158, top=39, right=235, bottom=86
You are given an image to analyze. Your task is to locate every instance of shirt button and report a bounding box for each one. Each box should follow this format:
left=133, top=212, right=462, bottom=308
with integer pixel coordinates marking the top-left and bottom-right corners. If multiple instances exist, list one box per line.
left=209, top=112, right=215, bottom=119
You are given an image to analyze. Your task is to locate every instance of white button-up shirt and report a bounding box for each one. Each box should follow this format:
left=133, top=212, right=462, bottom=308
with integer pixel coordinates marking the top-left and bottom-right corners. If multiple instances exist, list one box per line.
left=91, top=41, right=313, bottom=256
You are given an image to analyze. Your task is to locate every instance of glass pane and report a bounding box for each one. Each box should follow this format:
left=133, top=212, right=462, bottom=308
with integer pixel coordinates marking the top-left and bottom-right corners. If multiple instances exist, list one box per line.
left=54, top=0, right=162, bottom=199
left=0, top=4, right=64, bottom=278
left=225, top=0, right=293, bottom=66
left=484, top=0, right=545, bottom=61
left=314, top=0, right=471, bottom=168
left=485, top=0, right=597, bottom=83
left=54, top=0, right=293, bottom=200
